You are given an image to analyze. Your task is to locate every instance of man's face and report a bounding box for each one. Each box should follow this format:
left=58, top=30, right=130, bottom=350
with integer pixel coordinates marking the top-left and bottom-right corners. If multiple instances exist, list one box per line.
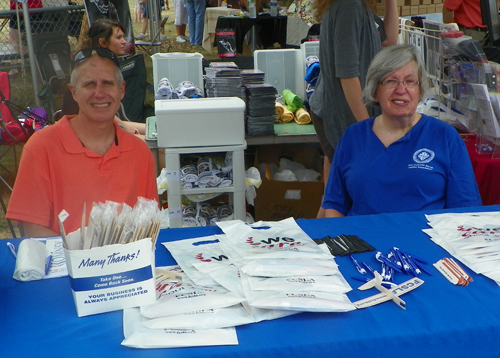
left=70, top=56, right=125, bottom=124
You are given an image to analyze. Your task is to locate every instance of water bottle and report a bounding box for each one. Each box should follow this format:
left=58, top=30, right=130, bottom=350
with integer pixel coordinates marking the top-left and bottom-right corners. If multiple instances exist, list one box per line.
left=270, top=0, right=277, bottom=17
left=248, top=0, right=257, bottom=18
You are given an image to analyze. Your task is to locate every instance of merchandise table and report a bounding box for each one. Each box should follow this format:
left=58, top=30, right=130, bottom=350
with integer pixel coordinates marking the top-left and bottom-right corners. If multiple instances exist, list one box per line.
left=462, top=133, right=500, bottom=205
left=202, top=7, right=240, bottom=54
left=214, top=14, right=288, bottom=54
left=2, top=205, right=500, bottom=357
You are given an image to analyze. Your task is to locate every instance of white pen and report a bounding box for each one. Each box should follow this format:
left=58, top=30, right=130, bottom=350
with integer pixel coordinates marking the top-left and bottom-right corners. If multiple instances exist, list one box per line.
left=6, top=242, right=17, bottom=258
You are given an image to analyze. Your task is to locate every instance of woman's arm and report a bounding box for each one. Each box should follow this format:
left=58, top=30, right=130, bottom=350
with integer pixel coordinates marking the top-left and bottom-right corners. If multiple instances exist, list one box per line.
left=381, top=0, right=399, bottom=47
left=325, top=209, right=345, bottom=218
left=340, top=77, right=370, bottom=122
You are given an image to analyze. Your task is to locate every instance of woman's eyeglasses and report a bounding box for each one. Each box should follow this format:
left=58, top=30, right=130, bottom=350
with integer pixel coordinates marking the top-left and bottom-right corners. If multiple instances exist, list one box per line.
left=72, top=47, right=119, bottom=68
left=380, top=78, right=419, bottom=89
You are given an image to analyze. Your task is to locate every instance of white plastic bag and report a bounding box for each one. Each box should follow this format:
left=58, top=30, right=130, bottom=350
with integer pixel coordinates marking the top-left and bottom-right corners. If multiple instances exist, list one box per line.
left=240, top=272, right=355, bottom=313
left=122, top=308, right=239, bottom=349
left=216, top=217, right=332, bottom=260
left=163, top=235, right=232, bottom=286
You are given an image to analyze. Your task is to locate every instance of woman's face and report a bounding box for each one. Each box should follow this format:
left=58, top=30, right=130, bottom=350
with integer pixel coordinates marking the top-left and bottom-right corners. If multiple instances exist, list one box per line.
left=374, top=60, right=421, bottom=120
left=100, top=27, right=126, bottom=56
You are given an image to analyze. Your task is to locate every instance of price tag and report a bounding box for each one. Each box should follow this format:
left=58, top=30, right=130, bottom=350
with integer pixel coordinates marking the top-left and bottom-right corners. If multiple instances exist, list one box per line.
left=168, top=208, right=182, bottom=219
left=166, top=170, right=180, bottom=182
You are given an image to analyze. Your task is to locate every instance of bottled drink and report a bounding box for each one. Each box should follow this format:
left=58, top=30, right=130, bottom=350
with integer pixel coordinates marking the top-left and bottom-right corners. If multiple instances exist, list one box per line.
left=248, top=0, right=256, bottom=18
left=270, top=0, right=277, bottom=16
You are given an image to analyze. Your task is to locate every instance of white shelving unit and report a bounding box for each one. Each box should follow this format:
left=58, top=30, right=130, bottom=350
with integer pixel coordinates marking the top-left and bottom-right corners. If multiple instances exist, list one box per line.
left=163, top=142, right=247, bottom=228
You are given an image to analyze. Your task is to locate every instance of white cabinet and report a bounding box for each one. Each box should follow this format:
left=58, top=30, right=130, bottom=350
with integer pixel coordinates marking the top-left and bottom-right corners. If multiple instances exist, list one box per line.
left=163, top=143, right=247, bottom=228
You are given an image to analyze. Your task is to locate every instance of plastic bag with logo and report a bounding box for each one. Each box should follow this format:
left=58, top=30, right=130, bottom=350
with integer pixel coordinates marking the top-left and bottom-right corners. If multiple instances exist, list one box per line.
left=122, top=308, right=238, bottom=349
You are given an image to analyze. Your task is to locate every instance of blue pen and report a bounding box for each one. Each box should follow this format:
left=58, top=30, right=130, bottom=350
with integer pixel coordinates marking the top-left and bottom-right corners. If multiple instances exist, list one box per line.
left=362, top=262, right=375, bottom=276
left=45, top=253, right=53, bottom=276
left=350, top=255, right=366, bottom=275
left=399, top=249, right=429, bottom=265
left=6, top=242, right=17, bottom=258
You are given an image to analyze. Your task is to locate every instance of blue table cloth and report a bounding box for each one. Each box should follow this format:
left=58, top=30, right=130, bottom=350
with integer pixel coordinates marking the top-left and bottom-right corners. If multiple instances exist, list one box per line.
left=2, top=205, right=500, bottom=358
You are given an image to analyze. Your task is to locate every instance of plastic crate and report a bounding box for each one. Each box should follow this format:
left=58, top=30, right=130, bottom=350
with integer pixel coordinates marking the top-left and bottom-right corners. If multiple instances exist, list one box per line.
left=254, top=49, right=305, bottom=99
left=151, top=52, right=204, bottom=90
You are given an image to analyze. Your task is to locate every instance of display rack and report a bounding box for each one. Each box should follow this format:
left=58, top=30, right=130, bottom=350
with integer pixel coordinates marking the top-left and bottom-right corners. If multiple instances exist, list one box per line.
left=163, top=143, right=247, bottom=228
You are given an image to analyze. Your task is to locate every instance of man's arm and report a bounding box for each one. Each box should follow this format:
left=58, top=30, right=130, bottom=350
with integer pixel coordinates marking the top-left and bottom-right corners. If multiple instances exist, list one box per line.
left=340, top=77, right=370, bottom=122
left=442, top=4, right=454, bottom=23
left=22, top=222, right=59, bottom=238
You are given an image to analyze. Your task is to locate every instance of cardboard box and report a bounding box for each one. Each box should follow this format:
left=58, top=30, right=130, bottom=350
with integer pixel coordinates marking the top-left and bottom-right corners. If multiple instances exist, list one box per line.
left=253, top=144, right=323, bottom=221
left=64, top=232, right=156, bottom=317
left=397, top=0, right=405, bottom=7
left=418, top=5, right=427, bottom=13
left=420, top=0, right=431, bottom=5
left=376, top=4, right=385, bottom=16
left=405, top=0, right=419, bottom=6
left=427, top=4, right=436, bottom=13
left=410, top=5, right=419, bottom=14
left=401, top=6, right=410, bottom=15
left=155, top=97, right=246, bottom=148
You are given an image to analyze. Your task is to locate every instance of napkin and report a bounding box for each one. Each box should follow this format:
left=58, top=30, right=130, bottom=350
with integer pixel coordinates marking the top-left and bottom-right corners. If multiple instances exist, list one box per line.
left=294, top=108, right=311, bottom=124
left=276, top=102, right=294, bottom=123
left=13, top=239, right=47, bottom=282
left=282, top=89, right=303, bottom=113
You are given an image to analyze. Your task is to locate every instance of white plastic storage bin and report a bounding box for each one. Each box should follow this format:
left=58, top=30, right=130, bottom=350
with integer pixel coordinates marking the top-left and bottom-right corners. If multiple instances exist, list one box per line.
left=152, top=52, right=204, bottom=90
left=254, top=49, right=305, bottom=100
left=155, top=97, right=246, bottom=148
left=301, top=41, right=319, bottom=60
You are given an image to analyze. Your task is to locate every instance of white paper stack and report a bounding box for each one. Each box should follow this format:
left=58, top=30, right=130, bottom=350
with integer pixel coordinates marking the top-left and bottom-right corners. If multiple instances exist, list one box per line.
left=423, top=211, right=500, bottom=285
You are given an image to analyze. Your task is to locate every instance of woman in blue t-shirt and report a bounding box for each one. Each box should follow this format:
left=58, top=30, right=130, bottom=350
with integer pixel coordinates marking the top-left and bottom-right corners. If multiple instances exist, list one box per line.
left=323, top=44, right=482, bottom=217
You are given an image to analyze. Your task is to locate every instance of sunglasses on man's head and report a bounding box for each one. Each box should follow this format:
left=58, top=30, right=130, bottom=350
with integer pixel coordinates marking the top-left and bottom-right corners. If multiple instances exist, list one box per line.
left=72, top=47, right=119, bottom=68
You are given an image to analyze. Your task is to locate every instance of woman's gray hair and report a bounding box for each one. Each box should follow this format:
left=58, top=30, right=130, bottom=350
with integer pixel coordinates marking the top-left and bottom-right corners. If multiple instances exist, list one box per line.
left=362, top=44, right=429, bottom=107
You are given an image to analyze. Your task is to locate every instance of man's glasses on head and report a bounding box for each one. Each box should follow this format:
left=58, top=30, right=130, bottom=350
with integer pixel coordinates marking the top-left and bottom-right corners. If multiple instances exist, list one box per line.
left=72, top=47, right=119, bottom=68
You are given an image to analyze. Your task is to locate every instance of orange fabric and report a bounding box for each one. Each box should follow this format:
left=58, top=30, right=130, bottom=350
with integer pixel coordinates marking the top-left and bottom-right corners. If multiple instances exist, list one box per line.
left=7, top=116, right=158, bottom=235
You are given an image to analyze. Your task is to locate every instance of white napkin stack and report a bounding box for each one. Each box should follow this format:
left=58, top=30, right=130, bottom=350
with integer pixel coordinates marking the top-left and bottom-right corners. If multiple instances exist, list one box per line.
left=13, top=239, right=47, bottom=282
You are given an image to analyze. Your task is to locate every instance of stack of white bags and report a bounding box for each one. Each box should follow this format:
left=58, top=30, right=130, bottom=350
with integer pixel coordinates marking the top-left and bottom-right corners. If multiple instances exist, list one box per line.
left=122, top=217, right=355, bottom=349
left=423, top=211, right=500, bottom=285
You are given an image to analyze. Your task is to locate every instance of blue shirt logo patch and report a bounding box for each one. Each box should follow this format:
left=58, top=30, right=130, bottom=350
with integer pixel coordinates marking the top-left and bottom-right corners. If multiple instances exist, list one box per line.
left=413, top=148, right=435, bottom=164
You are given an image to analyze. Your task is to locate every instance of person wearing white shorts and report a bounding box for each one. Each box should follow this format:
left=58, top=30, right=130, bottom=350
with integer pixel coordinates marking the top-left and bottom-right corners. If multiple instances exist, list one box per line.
left=173, top=0, right=188, bottom=43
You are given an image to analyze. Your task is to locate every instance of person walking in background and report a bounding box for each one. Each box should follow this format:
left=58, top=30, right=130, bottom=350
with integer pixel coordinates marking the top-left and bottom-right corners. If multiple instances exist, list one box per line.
left=308, top=0, right=398, bottom=218
left=442, top=0, right=487, bottom=43
left=135, top=0, right=167, bottom=41
left=8, top=0, right=43, bottom=77
left=173, top=0, right=189, bottom=43
left=184, top=0, right=210, bottom=46
left=135, top=0, right=143, bottom=23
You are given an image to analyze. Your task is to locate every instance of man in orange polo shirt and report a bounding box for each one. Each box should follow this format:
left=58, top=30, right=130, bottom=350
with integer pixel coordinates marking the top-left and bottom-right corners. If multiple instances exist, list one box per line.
left=7, top=48, right=158, bottom=238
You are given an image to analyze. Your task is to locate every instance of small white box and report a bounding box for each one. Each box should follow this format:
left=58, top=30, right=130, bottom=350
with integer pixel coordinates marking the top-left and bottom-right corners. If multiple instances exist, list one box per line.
left=64, top=231, right=156, bottom=317
left=155, top=97, right=246, bottom=148
left=152, top=52, right=204, bottom=89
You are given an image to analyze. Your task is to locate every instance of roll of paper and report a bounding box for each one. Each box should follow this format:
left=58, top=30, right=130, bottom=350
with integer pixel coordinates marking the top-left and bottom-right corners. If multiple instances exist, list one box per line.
left=13, top=239, right=47, bottom=282
left=294, top=108, right=311, bottom=124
